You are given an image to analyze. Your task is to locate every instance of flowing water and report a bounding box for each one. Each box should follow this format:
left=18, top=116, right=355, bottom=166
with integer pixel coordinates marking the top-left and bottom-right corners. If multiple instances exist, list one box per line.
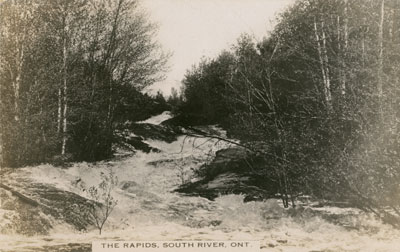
left=1, top=112, right=400, bottom=251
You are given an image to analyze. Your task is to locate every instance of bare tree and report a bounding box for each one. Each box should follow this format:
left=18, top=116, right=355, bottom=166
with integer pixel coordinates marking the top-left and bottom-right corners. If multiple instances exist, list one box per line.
left=85, top=170, right=118, bottom=235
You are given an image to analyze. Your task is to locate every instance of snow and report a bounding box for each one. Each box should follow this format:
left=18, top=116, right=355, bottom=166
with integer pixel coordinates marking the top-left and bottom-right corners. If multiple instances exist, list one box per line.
left=2, top=112, right=400, bottom=251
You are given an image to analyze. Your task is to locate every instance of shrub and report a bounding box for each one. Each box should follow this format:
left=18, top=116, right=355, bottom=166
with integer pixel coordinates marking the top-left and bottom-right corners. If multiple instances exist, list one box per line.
left=84, top=170, right=118, bottom=235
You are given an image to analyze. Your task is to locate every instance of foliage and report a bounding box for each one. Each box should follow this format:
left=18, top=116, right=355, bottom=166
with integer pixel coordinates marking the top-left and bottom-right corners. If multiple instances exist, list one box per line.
left=0, top=0, right=169, bottom=166
left=179, top=51, right=235, bottom=124
left=179, top=0, right=400, bottom=226
left=167, top=87, right=182, bottom=113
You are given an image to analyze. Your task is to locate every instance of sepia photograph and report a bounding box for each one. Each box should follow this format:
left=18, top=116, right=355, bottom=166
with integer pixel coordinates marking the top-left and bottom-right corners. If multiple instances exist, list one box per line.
left=1, top=0, right=400, bottom=251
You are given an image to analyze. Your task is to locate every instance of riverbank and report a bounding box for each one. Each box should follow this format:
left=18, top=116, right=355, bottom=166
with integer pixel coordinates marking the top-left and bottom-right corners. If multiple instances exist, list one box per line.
left=1, top=113, right=400, bottom=252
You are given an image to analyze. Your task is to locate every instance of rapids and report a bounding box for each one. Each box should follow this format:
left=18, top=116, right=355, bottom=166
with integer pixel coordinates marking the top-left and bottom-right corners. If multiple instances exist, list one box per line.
left=1, top=112, right=400, bottom=251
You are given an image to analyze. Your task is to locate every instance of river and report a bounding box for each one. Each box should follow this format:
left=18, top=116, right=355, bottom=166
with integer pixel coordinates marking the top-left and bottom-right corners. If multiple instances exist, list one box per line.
left=1, top=112, right=400, bottom=252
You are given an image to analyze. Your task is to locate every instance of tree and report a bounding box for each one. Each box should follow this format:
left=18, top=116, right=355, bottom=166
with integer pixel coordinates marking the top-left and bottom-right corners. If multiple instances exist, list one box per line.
left=180, top=51, right=235, bottom=124
left=167, top=87, right=181, bottom=110
left=0, top=0, right=37, bottom=166
left=179, top=0, right=400, bottom=226
left=0, top=0, right=168, bottom=166
left=84, top=170, right=118, bottom=235
left=68, top=0, right=168, bottom=161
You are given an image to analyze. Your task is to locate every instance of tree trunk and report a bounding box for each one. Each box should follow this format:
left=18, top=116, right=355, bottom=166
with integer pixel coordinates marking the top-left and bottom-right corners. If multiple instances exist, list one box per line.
left=321, top=22, right=332, bottom=107
left=362, top=18, right=366, bottom=67
left=340, top=0, right=348, bottom=96
left=0, top=91, right=3, bottom=167
left=337, top=16, right=341, bottom=51
left=389, top=8, right=394, bottom=42
left=314, top=18, right=327, bottom=91
left=104, top=0, right=124, bottom=157
left=0, top=132, right=3, bottom=167
left=0, top=183, right=40, bottom=207
left=11, top=4, right=27, bottom=122
left=377, top=0, right=385, bottom=99
left=344, top=0, right=348, bottom=49
left=12, top=37, right=25, bottom=122
left=314, top=18, right=332, bottom=111
left=57, top=88, right=62, bottom=134
left=61, top=18, right=68, bottom=156
left=13, top=74, right=21, bottom=122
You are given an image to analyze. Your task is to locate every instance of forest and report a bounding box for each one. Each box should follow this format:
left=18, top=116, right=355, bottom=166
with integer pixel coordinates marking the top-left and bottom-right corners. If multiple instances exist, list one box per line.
left=177, top=0, right=400, bottom=226
left=0, top=0, right=169, bottom=167
left=3, top=0, right=400, bottom=250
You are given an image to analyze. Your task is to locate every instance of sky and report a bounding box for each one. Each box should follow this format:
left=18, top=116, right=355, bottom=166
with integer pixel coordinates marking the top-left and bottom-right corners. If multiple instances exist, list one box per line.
left=140, top=0, right=295, bottom=96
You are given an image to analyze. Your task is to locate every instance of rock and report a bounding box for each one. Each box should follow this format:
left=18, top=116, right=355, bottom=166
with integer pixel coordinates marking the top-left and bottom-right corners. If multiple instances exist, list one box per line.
left=176, top=172, right=274, bottom=201
left=124, top=136, right=160, bottom=153
left=0, top=182, right=94, bottom=234
left=0, top=183, right=40, bottom=207
left=147, top=158, right=176, bottom=167
left=0, top=187, right=52, bottom=236
left=206, top=173, right=245, bottom=189
left=176, top=147, right=278, bottom=201
left=120, top=181, right=139, bottom=190
left=128, top=122, right=181, bottom=143
left=11, top=243, right=92, bottom=252
left=204, top=148, right=250, bottom=177
left=29, top=184, right=94, bottom=231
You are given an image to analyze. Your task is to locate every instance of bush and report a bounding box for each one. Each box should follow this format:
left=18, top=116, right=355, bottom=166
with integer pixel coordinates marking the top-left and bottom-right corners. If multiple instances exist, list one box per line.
left=83, top=170, right=118, bottom=235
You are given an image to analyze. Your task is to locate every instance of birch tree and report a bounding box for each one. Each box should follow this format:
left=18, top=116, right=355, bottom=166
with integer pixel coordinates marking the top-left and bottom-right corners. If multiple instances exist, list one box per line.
left=314, top=18, right=332, bottom=111
left=0, top=0, right=168, bottom=166
left=377, top=0, right=385, bottom=101
left=0, top=0, right=36, bottom=166
left=2, top=2, right=31, bottom=122
left=179, top=0, right=400, bottom=222
left=339, top=0, right=348, bottom=96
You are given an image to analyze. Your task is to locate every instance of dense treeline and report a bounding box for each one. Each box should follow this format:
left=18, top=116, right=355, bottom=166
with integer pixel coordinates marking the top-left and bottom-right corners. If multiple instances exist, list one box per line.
left=0, top=0, right=168, bottom=167
left=179, top=0, right=400, bottom=225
